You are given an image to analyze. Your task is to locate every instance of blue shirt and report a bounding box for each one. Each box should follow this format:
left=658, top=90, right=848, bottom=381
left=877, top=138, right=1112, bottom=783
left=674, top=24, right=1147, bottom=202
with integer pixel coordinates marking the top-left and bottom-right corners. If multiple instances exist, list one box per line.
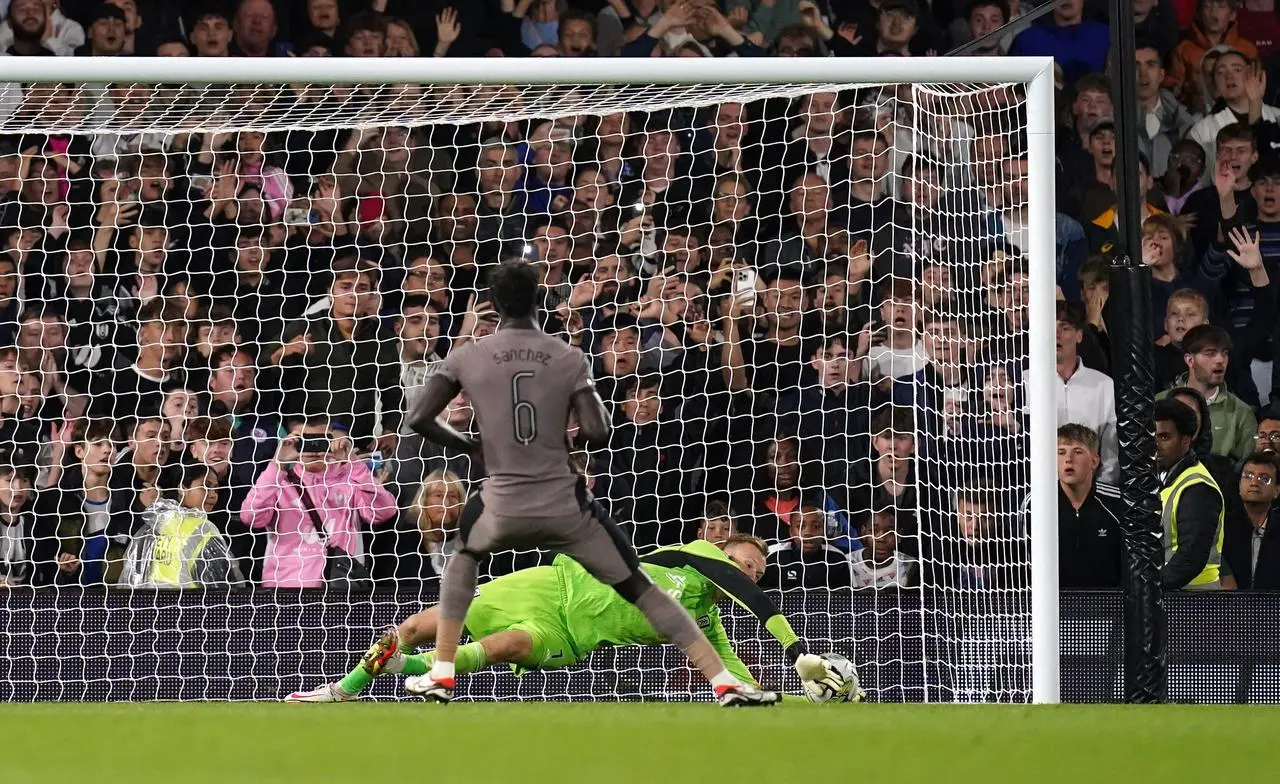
left=1011, top=21, right=1111, bottom=86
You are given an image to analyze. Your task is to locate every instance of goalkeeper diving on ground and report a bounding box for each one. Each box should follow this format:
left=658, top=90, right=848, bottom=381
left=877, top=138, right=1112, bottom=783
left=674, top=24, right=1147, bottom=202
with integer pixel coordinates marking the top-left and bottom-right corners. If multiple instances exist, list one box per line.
left=341, top=260, right=781, bottom=707
left=287, top=535, right=859, bottom=703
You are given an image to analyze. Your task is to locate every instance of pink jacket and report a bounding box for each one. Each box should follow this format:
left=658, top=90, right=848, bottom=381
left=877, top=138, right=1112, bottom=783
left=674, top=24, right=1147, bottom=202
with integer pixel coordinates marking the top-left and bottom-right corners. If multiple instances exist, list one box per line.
left=240, top=461, right=397, bottom=588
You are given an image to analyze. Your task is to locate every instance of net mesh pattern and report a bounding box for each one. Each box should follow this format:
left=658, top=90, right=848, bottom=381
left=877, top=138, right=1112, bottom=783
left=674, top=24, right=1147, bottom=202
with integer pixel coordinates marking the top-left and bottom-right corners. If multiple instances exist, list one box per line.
left=0, top=79, right=1034, bottom=702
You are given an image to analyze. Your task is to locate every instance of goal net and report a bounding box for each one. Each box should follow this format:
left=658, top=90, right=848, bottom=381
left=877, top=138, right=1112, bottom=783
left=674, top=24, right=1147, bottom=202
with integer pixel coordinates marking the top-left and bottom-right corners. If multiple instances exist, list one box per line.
left=0, top=59, right=1056, bottom=704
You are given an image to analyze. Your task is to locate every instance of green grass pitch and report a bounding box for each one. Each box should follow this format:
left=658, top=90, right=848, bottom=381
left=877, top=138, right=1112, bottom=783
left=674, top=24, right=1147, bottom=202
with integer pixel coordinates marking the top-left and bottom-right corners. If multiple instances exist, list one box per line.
left=1, top=702, right=1276, bottom=783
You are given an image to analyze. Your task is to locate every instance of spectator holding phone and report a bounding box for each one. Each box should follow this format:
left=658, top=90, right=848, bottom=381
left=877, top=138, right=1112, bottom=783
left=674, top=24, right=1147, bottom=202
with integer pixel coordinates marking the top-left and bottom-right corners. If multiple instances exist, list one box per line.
left=239, top=414, right=396, bottom=588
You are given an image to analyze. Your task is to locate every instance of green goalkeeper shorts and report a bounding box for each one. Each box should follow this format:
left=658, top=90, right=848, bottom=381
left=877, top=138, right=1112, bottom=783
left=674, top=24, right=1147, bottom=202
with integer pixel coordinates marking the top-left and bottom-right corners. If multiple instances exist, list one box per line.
left=464, top=566, right=582, bottom=672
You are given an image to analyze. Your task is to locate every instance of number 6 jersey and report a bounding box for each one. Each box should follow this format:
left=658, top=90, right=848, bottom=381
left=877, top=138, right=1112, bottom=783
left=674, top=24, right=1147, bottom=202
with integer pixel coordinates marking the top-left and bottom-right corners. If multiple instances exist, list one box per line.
left=432, top=327, right=594, bottom=518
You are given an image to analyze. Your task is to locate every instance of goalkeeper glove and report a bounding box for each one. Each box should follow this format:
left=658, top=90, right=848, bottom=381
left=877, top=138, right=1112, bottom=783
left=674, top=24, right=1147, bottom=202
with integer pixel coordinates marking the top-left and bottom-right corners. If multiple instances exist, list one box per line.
left=794, top=653, right=829, bottom=682
left=795, top=653, right=844, bottom=693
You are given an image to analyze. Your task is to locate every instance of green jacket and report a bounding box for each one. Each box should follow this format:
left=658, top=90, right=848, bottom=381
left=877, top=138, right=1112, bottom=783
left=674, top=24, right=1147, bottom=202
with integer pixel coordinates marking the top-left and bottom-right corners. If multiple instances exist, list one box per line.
left=1158, top=379, right=1258, bottom=463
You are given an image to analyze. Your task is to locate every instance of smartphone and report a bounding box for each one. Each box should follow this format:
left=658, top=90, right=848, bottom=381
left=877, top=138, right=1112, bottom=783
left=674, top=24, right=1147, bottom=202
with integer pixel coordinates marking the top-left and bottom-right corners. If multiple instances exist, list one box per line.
left=733, top=267, right=758, bottom=306
left=284, top=207, right=314, bottom=226
left=296, top=435, right=330, bottom=455
left=189, top=174, right=213, bottom=192
left=367, top=450, right=384, bottom=474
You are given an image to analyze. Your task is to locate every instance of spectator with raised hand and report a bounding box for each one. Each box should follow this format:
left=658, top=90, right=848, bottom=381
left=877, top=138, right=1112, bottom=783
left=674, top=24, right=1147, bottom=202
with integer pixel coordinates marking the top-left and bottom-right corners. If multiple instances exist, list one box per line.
left=721, top=262, right=810, bottom=406
left=1190, top=55, right=1280, bottom=176
left=239, top=414, right=397, bottom=589
left=428, top=8, right=457, bottom=57
left=513, top=0, right=560, bottom=52
left=620, top=0, right=732, bottom=58
left=398, top=468, right=466, bottom=580
left=1200, top=222, right=1278, bottom=406
left=1183, top=121, right=1258, bottom=258
left=1137, top=214, right=1224, bottom=334
left=2, top=0, right=82, bottom=56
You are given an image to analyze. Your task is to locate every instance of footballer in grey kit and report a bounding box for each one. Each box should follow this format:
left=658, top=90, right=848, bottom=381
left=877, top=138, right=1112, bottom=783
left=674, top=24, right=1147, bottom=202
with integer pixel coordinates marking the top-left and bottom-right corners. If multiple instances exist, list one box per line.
left=436, top=330, right=590, bottom=519
left=401, top=260, right=783, bottom=708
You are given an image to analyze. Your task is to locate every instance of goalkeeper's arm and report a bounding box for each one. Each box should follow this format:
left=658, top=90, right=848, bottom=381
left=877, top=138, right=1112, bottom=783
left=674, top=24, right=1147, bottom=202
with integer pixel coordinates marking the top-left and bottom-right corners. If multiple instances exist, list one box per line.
left=702, top=607, right=759, bottom=688
left=641, top=548, right=807, bottom=663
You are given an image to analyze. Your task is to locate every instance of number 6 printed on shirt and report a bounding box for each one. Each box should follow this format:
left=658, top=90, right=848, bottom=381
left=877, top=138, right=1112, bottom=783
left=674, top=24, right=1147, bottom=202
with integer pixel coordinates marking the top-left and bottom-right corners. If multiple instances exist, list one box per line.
left=511, top=371, right=538, bottom=445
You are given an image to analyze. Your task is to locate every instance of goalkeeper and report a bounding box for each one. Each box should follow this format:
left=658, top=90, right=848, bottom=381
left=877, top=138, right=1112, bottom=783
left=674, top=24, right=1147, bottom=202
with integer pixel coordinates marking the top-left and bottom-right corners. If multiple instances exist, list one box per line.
left=287, top=535, right=852, bottom=701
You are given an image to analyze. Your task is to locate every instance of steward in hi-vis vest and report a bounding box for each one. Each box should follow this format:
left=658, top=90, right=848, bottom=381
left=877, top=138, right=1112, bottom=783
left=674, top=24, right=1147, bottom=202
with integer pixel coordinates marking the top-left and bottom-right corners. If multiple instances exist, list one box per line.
left=1154, top=400, right=1225, bottom=590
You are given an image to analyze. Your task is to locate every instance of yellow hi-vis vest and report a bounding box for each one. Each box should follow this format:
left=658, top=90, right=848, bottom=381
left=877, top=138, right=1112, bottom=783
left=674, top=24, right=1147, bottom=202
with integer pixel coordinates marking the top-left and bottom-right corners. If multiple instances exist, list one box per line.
left=1159, top=461, right=1225, bottom=589
left=148, top=511, right=217, bottom=588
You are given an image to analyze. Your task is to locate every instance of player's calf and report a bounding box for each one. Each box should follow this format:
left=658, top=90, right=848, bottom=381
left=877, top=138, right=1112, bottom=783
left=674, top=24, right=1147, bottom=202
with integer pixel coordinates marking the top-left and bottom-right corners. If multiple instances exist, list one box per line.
left=397, top=606, right=440, bottom=650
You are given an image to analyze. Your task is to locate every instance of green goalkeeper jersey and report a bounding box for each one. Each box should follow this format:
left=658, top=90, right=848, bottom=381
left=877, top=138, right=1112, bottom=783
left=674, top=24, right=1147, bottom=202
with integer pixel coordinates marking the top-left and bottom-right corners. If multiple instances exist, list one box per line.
left=554, top=539, right=803, bottom=685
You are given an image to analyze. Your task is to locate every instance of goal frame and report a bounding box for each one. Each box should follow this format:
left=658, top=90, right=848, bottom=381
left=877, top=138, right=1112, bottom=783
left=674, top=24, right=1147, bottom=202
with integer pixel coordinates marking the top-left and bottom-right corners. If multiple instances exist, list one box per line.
left=4, top=55, right=1060, bottom=704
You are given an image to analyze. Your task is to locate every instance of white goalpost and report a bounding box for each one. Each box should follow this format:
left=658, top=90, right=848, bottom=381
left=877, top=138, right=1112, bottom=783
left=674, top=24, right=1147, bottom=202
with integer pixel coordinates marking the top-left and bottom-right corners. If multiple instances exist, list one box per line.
left=0, top=56, right=1058, bottom=704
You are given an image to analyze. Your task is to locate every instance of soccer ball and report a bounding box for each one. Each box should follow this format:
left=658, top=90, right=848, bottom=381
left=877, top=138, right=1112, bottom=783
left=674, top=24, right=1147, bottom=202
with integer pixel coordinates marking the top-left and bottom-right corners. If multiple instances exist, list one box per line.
left=802, top=653, right=859, bottom=704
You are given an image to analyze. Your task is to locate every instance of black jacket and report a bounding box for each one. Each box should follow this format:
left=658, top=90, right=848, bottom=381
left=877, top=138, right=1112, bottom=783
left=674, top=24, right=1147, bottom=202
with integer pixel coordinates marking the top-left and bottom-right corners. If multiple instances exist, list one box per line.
left=1160, top=452, right=1225, bottom=589
left=287, top=313, right=404, bottom=447
left=0, top=507, right=58, bottom=586
left=1223, top=504, right=1280, bottom=589
left=760, top=541, right=852, bottom=590
left=1058, top=481, right=1124, bottom=588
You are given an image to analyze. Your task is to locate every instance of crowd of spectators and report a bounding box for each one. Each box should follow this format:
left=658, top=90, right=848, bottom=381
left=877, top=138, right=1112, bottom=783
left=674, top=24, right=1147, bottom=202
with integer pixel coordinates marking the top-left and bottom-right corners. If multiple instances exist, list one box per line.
left=0, top=0, right=1277, bottom=594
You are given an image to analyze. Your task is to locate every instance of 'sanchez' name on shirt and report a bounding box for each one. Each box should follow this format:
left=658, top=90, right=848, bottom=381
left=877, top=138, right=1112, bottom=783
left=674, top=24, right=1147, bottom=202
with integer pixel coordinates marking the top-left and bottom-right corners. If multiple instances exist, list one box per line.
left=492, top=348, right=554, bottom=366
